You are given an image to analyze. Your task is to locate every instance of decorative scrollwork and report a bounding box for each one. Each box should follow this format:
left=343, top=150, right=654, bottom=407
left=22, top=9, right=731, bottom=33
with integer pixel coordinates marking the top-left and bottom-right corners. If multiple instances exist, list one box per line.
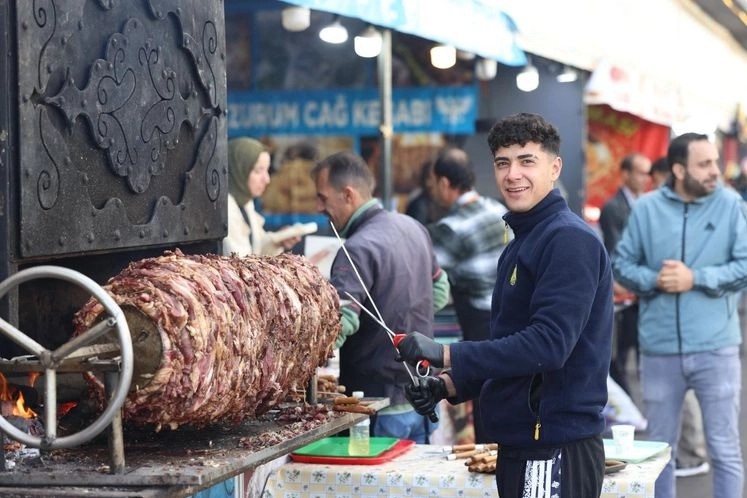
left=17, top=0, right=227, bottom=257
left=36, top=108, right=62, bottom=210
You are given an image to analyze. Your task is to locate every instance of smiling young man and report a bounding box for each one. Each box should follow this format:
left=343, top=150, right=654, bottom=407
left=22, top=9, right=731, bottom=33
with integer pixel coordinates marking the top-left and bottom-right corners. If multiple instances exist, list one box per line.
left=397, top=113, right=613, bottom=497
left=613, top=133, right=747, bottom=498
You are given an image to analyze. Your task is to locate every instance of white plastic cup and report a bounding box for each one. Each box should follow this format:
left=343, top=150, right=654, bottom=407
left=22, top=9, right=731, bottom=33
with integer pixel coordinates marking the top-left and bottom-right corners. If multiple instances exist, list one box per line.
left=611, top=424, right=635, bottom=454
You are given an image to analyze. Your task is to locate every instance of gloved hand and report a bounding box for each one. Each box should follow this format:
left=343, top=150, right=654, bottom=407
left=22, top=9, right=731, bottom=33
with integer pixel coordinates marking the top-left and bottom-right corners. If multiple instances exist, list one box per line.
left=405, top=376, right=448, bottom=417
left=396, top=331, right=444, bottom=368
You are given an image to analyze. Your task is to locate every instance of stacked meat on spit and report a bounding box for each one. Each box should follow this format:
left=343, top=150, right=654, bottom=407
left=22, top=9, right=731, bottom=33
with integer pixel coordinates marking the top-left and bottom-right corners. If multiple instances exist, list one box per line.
left=73, top=250, right=340, bottom=430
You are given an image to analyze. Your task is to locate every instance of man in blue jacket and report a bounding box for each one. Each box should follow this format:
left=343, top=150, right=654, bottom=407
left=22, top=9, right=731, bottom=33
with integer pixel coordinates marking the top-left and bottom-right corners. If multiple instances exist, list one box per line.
left=613, top=132, right=747, bottom=498
left=398, top=113, right=613, bottom=497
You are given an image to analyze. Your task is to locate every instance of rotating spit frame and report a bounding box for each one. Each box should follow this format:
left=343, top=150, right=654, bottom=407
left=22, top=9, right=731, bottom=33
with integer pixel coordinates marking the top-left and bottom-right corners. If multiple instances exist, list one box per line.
left=0, top=266, right=133, bottom=467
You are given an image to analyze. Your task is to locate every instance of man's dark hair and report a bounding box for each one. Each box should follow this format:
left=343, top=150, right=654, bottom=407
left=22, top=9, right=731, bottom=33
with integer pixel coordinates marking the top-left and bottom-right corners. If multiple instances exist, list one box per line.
left=667, top=132, right=709, bottom=169
left=620, top=153, right=644, bottom=172
left=487, top=112, right=561, bottom=156
left=283, top=141, right=319, bottom=162
left=650, top=156, right=670, bottom=175
left=433, top=147, right=475, bottom=191
left=311, top=150, right=375, bottom=196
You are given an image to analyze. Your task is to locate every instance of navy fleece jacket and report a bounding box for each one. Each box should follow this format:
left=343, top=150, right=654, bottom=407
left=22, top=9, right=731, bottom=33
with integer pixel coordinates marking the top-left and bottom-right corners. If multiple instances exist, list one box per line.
left=449, top=189, right=613, bottom=447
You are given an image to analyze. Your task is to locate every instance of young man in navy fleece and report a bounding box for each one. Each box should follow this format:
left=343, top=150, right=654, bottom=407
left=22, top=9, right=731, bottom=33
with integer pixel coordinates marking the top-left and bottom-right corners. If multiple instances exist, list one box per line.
left=398, top=112, right=613, bottom=498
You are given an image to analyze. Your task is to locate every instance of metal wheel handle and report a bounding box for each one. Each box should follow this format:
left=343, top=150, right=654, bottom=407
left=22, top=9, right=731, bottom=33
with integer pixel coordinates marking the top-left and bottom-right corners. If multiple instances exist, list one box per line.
left=0, top=266, right=133, bottom=449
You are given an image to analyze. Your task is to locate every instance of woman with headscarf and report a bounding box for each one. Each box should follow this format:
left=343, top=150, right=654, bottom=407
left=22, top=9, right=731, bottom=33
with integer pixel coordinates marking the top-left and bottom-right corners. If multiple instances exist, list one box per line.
left=223, top=137, right=300, bottom=256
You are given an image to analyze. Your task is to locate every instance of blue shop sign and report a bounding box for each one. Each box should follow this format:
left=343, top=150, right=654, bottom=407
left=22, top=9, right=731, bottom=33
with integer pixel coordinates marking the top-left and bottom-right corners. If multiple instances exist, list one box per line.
left=228, top=86, right=477, bottom=136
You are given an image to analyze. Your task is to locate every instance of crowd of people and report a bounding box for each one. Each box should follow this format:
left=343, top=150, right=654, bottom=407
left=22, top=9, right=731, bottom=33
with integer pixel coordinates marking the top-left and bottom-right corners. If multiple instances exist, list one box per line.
left=225, top=111, right=745, bottom=498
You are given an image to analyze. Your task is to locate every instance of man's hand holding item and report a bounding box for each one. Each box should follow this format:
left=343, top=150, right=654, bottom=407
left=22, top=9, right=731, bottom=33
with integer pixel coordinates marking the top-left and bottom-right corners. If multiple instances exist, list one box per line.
left=397, top=331, right=447, bottom=368
left=404, top=376, right=448, bottom=416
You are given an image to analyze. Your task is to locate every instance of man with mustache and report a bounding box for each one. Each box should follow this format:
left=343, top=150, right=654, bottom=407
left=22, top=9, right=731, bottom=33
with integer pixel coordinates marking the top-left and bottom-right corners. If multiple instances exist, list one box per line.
left=613, top=132, right=747, bottom=498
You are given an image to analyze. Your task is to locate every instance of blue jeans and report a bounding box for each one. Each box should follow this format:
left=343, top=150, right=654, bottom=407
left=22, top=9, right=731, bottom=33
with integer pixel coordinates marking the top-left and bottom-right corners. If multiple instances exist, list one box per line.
left=640, top=347, right=743, bottom=498
left=372, top=408, right=438, bottom=444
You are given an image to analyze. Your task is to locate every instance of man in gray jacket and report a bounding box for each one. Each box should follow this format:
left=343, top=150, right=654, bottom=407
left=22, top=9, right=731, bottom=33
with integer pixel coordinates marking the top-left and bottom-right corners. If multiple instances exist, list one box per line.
left=613, top=132, right=747, bottom=498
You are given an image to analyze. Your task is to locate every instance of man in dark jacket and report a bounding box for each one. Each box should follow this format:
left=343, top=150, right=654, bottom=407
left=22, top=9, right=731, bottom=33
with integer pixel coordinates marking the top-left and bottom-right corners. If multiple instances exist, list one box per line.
left=599, top=152, right=651, bottom=393
left=398, top=113, right=613, bottom=497
left=312, top=151, right=450, bottom=443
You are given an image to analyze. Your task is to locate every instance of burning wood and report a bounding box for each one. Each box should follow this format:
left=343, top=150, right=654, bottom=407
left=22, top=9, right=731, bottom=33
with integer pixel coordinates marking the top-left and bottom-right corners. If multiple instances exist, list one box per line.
left=73, top=250, right=340, bottom=430
left=0, top=373, right=38, bottom=419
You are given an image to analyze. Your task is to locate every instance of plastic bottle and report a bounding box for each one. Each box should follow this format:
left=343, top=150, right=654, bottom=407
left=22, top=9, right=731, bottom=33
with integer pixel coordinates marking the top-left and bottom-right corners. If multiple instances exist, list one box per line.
left=348, top=391, right=370, bottom=456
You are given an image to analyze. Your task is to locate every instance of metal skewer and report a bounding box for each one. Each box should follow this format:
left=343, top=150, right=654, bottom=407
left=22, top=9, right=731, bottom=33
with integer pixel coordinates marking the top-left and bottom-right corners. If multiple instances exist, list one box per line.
left=344, top=291, right=430, bottom=377
left=329, top=222, right=418, bottom=385
left=330, top=221, right=439, bottom=423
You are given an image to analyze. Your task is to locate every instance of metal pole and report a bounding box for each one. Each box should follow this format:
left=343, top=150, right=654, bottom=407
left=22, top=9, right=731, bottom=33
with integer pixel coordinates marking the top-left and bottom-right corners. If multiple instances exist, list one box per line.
left=377, top=29, right=393, bottom=210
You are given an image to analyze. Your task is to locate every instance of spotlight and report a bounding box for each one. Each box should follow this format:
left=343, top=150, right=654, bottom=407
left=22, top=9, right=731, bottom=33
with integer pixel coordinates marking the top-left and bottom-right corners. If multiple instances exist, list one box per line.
left=354, top=26, right=382, bottom=58
left=281, top=6, right=310, bottom=32
left=556, top=65, right=579, bottom=83
left=516, top=61, right=539, bottom=92
left=430, top=45, right=456, bottom=69
left=319, top=16, right=348, bottom=44
left=475, top=58, right=498, bottom=81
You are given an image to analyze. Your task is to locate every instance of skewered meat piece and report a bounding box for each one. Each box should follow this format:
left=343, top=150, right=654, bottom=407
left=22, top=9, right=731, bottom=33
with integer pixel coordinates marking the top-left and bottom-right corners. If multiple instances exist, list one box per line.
left=73, top=250, right=340, bottom=430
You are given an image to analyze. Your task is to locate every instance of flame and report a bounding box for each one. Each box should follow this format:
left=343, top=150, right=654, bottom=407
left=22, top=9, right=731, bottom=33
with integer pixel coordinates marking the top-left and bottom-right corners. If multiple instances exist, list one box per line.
left=13, top=391, right=36, bottom=418
left=0, top=372, right=38, bottom=419
left=58, top=401, right=77, bottom=417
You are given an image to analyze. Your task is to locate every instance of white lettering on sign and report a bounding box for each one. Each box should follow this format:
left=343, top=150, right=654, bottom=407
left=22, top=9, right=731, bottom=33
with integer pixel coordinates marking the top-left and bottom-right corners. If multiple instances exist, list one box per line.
left=303, top=96, right=349, bottom=129
left=393, top=98, right=431, bottom=127
left=352, top=100, right=380, bottom=127
left=228, top=102, right=300, bottom=130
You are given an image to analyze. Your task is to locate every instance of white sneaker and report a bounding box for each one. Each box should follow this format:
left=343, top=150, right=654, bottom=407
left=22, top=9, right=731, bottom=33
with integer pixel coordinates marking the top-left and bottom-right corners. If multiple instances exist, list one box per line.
left=674, top=461, right=710, bottom=478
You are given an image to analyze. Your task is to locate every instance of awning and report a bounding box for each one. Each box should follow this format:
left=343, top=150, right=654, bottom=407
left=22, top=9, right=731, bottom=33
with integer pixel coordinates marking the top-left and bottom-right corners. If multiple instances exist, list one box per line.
left=280, top=0, right=527, bottom=67
left=500, top=0, right=747, bottom=130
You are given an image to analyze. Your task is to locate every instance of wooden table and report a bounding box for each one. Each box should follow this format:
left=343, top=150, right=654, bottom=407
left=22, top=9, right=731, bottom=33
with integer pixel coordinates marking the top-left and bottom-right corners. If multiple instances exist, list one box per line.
left=259, top=442, right=671, bottom=498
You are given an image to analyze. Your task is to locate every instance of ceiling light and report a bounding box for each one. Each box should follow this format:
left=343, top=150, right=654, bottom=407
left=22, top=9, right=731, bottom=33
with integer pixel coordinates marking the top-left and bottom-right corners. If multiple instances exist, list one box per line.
left=430, top=45, right=456, bottom=69
left=354, top=26, right=382, bottom=58
left=516, top=61, right=539, bottom=92
left=281, top=6, right=310, bottom=32
left=475, top=58, right=498, bottom=81
left=556, top=65, right=579, bottom=83
left=319, top=16, right=348, bottom=44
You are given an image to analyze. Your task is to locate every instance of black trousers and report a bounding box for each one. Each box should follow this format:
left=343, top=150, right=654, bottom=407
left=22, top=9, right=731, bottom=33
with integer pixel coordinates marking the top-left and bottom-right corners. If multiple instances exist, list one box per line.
left=496, top=434, right=605, bottom=498
left=609, top=303, right=638, bottom=395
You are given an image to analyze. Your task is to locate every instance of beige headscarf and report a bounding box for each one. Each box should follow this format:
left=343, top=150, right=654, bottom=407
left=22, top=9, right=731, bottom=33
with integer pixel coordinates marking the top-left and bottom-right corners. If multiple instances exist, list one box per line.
left=228, top=137, right=266, bottom=206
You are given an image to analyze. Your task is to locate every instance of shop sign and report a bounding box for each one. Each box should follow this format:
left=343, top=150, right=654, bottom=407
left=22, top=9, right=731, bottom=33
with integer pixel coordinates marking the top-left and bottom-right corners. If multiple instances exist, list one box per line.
left=228, top=86, right=477, bottom=136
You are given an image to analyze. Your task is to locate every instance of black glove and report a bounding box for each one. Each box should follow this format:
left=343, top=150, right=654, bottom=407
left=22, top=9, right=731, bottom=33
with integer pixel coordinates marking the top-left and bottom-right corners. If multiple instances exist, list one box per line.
left=396, top=331, right=444, bottom=368
left=405, top=376, right=448, bottom=417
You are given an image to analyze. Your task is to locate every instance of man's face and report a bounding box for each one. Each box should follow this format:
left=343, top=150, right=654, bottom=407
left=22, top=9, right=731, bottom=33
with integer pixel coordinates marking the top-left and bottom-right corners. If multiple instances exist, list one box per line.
left=624, top=155, right=652, bottom=195
left=315, top=168, right=353, bottom=230
left=493, top=142, right=562, bottom=213
left=677, top=140, right=720, bottom=200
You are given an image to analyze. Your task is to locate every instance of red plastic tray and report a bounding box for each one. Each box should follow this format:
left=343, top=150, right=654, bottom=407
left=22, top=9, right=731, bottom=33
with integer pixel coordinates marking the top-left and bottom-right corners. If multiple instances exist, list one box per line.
left=290, top=439, right=415, bottom=465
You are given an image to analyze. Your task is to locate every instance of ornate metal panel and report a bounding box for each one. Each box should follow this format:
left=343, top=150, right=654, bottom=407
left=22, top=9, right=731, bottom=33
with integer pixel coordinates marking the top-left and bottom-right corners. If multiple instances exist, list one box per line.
left=17, top=0, right=227, bottom=257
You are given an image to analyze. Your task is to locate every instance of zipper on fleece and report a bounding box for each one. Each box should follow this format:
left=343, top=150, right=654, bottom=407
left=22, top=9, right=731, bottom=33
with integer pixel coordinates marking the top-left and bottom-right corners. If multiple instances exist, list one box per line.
left=528, top=374, right=543, bottom=441
left=676, top=204, right=689, bottom=354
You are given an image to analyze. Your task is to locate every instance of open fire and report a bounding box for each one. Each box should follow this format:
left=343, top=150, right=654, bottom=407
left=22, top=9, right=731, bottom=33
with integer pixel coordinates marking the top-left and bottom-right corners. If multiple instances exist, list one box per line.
left=0, top=373, right=37, bottom=420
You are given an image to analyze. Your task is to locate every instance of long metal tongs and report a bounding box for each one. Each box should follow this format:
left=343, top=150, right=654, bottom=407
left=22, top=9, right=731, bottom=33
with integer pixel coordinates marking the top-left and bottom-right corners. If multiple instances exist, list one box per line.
left=329, top=222, right=438, bottom=423
left=329, top=222, right=418, bottom=383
